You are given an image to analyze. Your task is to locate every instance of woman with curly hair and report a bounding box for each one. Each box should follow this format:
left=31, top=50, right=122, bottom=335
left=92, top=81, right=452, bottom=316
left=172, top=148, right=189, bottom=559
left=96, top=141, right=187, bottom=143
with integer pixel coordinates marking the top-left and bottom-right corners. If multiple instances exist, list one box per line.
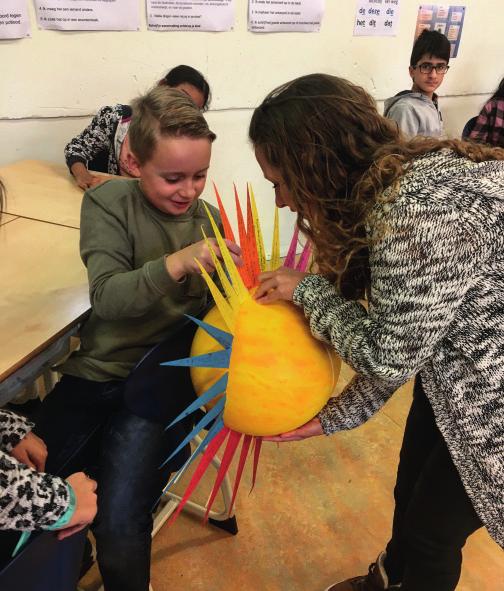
left=251, top=74, right=504, bottom=591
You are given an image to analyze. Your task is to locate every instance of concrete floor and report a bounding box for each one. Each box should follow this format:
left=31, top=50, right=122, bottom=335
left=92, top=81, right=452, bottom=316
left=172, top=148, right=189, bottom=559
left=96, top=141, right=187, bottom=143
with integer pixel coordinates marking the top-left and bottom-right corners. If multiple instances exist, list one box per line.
left=81, top=363, right=503, bottom=590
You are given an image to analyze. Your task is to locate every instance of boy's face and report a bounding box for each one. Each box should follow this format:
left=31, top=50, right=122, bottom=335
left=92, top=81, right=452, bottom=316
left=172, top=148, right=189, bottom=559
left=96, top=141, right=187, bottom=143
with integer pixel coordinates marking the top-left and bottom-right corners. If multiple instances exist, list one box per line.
left=131, top=136, right=211, bottom=216
left=409, top=53, right=448, bottom=98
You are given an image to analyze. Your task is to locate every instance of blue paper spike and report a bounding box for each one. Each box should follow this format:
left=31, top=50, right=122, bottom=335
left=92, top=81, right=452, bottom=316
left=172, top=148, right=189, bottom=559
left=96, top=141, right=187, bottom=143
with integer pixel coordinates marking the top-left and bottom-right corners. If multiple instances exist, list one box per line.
left=165, top=373, right=228, bottom=430
left=161, top=417, right=224, bottom=489
left=159, top=398, right=225, bottom=468
left=185, top=315, right=233, bottom=348
left=161, top=348, right=231, bottom=369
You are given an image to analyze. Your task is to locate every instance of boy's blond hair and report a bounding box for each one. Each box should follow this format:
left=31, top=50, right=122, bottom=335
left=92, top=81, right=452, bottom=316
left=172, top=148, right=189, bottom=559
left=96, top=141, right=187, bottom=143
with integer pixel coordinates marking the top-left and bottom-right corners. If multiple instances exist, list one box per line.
left=129, top=86, right=216, bottom=164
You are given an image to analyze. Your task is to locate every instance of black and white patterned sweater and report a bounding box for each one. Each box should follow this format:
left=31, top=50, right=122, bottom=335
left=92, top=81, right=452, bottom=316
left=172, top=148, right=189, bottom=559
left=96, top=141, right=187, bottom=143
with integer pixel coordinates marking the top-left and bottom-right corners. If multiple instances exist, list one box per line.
left=64, top=104, right=132, bottom=175
left=293, top=149, right=504, bottom=546
left=0, top=410, right=70, bottom=530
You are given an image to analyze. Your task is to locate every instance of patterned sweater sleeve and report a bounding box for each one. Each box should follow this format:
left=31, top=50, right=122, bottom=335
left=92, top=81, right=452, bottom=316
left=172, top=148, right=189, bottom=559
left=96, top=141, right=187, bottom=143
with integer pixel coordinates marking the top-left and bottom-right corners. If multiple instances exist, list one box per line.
left=0, top=411, right=70, bottom=530
left=293, top=196, right=489, bottom=434
left=64, top=105, right=120, bottom=170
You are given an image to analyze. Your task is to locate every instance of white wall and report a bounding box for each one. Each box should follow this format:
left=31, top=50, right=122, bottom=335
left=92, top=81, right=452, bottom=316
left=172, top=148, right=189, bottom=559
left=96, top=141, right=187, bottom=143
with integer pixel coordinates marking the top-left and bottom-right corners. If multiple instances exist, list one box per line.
left=1, top=0, right=503, bottom=251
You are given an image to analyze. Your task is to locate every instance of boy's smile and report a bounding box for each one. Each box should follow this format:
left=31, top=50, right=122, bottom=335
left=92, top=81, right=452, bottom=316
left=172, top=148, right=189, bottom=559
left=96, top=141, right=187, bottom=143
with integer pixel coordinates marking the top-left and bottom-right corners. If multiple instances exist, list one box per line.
left=135, top=136, right=211, bottom=216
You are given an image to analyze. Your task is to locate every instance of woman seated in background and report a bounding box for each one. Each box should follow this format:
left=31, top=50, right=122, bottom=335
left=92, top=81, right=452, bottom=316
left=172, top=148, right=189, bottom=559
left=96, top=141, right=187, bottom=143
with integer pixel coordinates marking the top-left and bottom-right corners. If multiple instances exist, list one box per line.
left=64, top=64, right=211, bottom=189
left=468, top=76, right=504, bottom=147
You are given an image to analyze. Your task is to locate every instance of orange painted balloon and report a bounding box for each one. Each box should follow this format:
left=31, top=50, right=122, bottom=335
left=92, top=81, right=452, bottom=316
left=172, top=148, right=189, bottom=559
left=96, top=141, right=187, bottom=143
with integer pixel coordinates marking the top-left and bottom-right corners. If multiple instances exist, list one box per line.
left=190, top=299, right=340, bottom=436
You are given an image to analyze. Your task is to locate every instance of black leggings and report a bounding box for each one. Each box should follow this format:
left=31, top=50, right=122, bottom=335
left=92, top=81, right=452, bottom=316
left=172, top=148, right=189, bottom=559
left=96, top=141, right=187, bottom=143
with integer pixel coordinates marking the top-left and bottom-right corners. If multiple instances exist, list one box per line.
left=384, top=377, right=483, bottom=591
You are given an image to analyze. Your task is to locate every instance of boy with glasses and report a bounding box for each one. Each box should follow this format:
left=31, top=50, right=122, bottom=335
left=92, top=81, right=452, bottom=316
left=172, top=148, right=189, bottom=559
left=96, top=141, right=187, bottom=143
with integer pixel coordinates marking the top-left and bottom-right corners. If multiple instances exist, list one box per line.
left=384, top=29, right=450, bottom=138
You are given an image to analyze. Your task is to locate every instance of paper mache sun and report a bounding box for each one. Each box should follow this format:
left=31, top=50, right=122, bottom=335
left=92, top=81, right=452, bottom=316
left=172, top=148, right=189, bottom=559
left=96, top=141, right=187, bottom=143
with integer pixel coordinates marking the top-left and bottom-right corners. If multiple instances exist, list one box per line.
left=159, top=183, right=341, bottom=523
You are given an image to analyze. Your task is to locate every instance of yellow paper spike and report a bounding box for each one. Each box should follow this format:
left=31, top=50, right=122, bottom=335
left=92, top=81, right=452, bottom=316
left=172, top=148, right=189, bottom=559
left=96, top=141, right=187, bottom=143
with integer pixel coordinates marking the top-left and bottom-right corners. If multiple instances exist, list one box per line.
left=201, top=228, right=239, bottom=312
left=195, top=259, right=236, bottom=333
left=269, top=207, right=281, bottom=271
left=248, top=184, right=266, bottom=272
left=202, top=203, right=249, bottom=303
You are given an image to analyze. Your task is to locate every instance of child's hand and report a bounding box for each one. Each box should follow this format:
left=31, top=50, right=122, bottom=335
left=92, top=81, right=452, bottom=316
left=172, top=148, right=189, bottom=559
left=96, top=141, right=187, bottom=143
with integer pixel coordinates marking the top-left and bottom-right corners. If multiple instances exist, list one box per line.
left=165, top=238, right=242, bottom=281
left=255, top=268, right=309, bottom=303
left=70, top=162, right=106, bottom=190
left=11, top=432, right=48, bottom=471
left=57, top=472, right=98, bottom=540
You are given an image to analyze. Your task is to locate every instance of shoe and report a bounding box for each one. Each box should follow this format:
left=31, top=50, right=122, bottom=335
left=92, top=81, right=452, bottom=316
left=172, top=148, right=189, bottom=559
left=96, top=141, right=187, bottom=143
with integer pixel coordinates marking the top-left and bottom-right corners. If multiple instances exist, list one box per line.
left=324, top=552, right=401, bottom=591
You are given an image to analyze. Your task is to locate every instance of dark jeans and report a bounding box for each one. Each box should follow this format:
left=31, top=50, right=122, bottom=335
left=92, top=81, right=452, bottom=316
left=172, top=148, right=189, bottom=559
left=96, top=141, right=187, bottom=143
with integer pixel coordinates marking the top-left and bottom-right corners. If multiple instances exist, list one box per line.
left=384, top=377, right=483, bottom=591
left=33, top=324, right=199, bottom=591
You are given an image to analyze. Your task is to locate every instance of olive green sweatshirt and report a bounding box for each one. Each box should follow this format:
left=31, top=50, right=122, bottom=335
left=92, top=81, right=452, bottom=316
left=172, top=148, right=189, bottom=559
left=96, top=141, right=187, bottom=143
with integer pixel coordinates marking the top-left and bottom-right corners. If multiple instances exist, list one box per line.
left=61, top=179, right=221, bottom=382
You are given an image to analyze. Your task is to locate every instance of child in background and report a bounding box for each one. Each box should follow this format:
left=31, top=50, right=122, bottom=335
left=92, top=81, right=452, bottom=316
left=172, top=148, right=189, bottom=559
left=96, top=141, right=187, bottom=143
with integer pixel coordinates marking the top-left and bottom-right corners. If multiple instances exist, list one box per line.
left=468, top=76, right=504, bottom=147
left=65, top=64, right=211, bottom=189
left=384, top=30, right=450, bottom=138
left=35, top=86, right=240, bottom=591
left=251, top=73, right=504, bottom=591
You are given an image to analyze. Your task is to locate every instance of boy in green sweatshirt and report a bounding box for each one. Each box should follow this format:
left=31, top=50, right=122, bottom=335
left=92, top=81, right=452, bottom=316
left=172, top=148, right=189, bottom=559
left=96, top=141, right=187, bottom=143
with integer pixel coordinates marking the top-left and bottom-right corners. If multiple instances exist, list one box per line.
left=34, top=86, right=240, bottom=591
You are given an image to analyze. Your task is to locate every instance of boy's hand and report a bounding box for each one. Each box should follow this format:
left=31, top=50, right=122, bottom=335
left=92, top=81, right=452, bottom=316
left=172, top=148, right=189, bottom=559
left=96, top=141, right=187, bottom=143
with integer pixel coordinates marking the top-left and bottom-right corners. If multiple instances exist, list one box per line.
left=57, top=472, right=98, bottom=540
left=165, top=238, right=242, bottom=281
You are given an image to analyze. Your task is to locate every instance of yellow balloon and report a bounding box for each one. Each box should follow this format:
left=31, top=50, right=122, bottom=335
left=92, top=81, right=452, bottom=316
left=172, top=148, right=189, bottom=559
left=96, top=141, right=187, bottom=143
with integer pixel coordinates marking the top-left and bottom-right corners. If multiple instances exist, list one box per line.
left=190, top=298, right=340, bottom=436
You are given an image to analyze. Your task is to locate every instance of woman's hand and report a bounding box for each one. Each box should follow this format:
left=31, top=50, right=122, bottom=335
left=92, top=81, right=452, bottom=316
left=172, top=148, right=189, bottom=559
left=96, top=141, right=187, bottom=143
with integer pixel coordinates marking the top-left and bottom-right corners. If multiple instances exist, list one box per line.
left=11, top=432, right=47, bottom=471
left=255, top=267, right=309, bottom=303
left=70, top=162, right=105, bottom=190
left=165, top=238, right=242, bottom=281
left=57, top=472, right=98, bottom=540
left=263, top=417, right=324, bottom=442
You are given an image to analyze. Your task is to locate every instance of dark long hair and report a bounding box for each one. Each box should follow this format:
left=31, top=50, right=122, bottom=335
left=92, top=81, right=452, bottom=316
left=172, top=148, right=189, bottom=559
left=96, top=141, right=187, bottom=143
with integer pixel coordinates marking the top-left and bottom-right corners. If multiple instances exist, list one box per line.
left=249, top=73, right=504, bottom=299
left=161, top=65, right=211, bottom=111
left=491, top=76, right=504, bottom=101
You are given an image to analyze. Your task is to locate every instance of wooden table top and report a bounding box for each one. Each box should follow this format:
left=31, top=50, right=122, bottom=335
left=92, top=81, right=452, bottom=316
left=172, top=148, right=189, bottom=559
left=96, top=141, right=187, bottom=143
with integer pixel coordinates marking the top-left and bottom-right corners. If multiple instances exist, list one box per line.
left=0, top=160, right=85, bottom=228
left=0, top=217, right=90, bottom=381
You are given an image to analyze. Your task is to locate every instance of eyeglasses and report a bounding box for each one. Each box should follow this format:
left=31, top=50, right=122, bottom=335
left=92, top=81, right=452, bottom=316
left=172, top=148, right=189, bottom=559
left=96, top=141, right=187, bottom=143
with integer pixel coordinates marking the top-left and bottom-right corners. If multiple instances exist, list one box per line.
left=414, top=62, right=450, bottom=74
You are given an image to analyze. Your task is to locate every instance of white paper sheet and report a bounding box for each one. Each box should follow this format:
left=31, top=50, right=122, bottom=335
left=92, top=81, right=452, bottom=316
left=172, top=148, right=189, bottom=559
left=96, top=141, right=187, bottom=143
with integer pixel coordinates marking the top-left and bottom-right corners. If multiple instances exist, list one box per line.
left=34, top=0, right=140, bottom=31
left=353, top=0, right=400, bottom=37
left=147, top=0, right=234, bottom=32
left=0, top=0, right=30, bottom=39
left=248, top=0, right=325, bottom=33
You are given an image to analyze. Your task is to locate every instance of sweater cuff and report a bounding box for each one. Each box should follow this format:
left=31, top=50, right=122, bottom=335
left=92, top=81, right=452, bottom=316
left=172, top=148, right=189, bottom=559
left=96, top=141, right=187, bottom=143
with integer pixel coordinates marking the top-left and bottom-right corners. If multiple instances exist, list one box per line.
left=66, top=155, right=87, bottom=172
left=1, top=410, right=34, bottom=453
left=144, top=256, right=188, bottom=296
left=293, top=274, right=330, bottom=307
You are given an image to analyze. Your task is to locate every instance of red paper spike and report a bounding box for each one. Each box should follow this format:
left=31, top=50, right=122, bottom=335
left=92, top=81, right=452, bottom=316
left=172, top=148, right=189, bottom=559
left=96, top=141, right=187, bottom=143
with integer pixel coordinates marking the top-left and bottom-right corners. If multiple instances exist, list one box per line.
left=169, top=427, right=229, bottom=525
left=229, top=434, right=253, bottom=515
left=204, top=429, right=242, bottom=522
left=234, top=184, right=255, bottom=289
left=213, top=182, right=236, bottom=242
left=250, top=436, right=263, bottom=493
left=284, top=226, right=299, bottom=269
left=246, top=189, right=261, bottom=284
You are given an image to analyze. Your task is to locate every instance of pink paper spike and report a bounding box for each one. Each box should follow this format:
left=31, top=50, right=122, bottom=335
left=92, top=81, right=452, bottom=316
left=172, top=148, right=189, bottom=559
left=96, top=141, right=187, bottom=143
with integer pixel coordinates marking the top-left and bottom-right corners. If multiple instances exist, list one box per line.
left=229, top=434, right=253, bottom=515
left=296, top=241, right=312, bottom=272
left=204, top=429, right=242, bottom=522
left=169, top=427, right=229, bottom=525
left=213, top=182, right=235, bottom=242
left=249, top=436, right=263, bottom=494
left=284, top=226, right=299, bottom=269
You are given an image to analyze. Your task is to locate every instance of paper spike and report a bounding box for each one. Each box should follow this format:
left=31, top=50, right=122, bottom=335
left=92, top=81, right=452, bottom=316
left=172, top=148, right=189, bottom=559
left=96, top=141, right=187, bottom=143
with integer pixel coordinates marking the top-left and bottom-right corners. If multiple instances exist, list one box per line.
left=244, top=187, right=261, bottom=284
left=204, top=429, right=242, bottom=522
left=202, top=203, right=249, bottom=302
left=250, top=436, right=263, bottom=493
left=234, top=186, right=255, bottom=289
left=160, top=397, right=225, bottom=467
left=185, top=315, right=233, bottom=348
left=196, top=260, right=235, bottom=333
left=247, top=184, right=266, bottom=272
left=161, top=348, right=231, bottom=369
left=201, top=227, right=239, bottom=309
left=269, top=207, right=281, bottom=271
left=164, top=373, right=228, bottom=430
left=284, top=226, right=299, bottom=269
left=296, top=241, right=312, bottom=272
left=229, top=434, right=252, bottom=515
left=213, top=182, right=236, bottom=242
left=168, top=426, right=229, bottom=525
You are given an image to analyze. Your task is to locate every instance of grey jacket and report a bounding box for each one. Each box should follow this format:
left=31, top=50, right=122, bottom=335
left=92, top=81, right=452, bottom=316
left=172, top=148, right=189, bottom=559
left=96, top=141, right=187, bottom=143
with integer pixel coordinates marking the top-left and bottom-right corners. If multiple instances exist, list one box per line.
left=293, top=150, right=504, bottom=546
left=384, top=91, right=443, bottom=138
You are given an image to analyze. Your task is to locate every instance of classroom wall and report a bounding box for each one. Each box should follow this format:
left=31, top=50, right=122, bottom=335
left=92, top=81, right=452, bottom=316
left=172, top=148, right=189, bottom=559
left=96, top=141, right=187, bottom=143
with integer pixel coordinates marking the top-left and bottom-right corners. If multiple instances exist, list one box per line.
left=1, top=0, right=502, bottom=251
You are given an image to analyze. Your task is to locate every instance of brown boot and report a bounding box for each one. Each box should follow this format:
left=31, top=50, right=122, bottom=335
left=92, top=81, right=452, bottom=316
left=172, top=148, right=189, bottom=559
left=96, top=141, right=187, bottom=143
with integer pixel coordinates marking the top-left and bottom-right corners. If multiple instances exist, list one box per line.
left=324, top=552, right=401, bottom=591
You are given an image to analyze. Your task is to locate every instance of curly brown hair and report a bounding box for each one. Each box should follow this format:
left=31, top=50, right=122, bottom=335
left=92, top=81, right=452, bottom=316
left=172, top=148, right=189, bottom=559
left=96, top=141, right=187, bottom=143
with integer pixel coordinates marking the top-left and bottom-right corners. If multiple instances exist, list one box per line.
left=249, top=73, right=504, bottom=299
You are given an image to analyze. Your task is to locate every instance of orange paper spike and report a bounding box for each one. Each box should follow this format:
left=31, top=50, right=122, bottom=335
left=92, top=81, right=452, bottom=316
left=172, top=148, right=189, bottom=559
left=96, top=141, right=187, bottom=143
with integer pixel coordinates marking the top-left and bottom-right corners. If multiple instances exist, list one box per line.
left=213, top=182, right=236, bottom=242
left=233, top=185, right=255, bottom=289
left=204, top=429, right=242, bottom=522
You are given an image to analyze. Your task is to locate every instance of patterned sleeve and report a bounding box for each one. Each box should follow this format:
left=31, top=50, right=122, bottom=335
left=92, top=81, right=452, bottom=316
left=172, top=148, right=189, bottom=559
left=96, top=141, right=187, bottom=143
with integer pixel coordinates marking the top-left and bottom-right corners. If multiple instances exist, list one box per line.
left=64, top=105, right=121, bottom=171
left=0, top=409, right=34, bottom=453
left=468, top=102, right=492, bottom=144
left=0, top=451, right=70, bottom=530
left=293, top=197, right=489, bottom=434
